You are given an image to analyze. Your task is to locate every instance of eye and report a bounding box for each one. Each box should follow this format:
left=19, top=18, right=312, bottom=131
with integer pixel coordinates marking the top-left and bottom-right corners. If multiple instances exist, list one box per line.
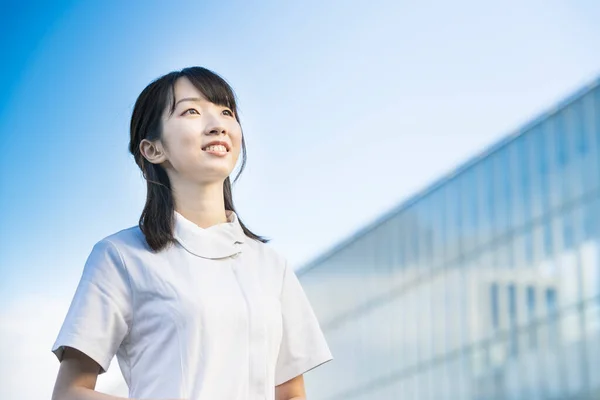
left=222, top=109, right=234, bottom=117
left=182, top=108, right=200, bottom=115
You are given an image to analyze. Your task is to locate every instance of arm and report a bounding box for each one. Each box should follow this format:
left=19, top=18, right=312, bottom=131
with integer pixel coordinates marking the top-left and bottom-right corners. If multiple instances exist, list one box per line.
left=275, top=374, right=306, bottom=400
left=51, top=347, right=184, bottom=400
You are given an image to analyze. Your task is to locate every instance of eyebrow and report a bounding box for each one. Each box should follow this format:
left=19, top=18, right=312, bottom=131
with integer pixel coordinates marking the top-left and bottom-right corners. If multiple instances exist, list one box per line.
left=173, top=97, right=202, bottom=108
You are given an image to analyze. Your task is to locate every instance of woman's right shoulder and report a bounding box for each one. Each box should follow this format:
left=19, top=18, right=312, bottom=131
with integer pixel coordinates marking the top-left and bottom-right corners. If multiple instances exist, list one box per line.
left=94, top=224, right=149, bottom=256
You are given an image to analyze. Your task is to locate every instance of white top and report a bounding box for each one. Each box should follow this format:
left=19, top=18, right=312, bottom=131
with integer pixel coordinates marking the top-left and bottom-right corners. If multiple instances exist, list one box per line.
left=52, top=210, right=333, bottom=400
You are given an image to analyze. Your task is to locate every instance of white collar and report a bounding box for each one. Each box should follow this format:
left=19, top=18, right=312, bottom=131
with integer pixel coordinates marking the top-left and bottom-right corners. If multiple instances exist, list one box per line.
left=172, top=210, right=246, bottom=259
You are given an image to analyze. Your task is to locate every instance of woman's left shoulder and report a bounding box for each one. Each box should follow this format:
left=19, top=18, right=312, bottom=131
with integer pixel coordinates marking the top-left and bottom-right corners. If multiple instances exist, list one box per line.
left=244, top=238, right=288, bottom=273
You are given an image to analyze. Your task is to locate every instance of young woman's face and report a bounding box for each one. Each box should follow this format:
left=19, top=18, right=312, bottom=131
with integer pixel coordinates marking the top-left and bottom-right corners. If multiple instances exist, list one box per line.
left=158, top=76, right=242, bottom=184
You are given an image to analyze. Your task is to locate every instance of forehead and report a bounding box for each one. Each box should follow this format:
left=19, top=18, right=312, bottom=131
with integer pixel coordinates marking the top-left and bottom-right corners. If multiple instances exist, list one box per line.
left=172, top=77, right=208, bottom=102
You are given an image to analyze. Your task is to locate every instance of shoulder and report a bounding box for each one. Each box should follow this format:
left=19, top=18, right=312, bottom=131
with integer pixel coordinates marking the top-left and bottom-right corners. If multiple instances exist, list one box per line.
left=243, top=238, right=291, bottom=286
left=95, top=225, right=149, bottom=255
left=245, top=237, right=288, bottom=267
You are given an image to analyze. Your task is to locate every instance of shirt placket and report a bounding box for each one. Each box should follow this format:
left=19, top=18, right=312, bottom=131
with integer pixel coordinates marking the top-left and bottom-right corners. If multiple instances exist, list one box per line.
left=231, top=251, right=268, bottom=400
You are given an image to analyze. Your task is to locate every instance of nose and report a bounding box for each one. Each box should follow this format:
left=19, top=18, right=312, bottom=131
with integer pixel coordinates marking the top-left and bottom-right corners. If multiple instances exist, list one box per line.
left=204, top=112, right=227, bottom=136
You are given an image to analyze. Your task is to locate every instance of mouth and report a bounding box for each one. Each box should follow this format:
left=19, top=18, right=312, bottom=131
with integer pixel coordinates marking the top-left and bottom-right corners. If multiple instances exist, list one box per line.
left=202, top=145, right=229, bottom=156
left=202, top=142, right=230, bottom=153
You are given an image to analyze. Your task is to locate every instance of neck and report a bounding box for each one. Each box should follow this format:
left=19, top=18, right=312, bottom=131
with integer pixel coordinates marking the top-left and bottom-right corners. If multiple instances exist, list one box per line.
left=172, top=180, right=228, bottom=229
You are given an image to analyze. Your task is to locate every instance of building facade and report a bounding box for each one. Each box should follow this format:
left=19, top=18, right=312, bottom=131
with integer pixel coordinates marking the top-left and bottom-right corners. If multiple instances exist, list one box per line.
left=300, top=78, right=600, bottom=400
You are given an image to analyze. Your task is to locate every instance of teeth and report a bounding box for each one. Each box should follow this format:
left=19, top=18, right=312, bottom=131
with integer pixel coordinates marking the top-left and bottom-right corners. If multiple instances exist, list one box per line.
left=205, top=145, right=227, bottom=152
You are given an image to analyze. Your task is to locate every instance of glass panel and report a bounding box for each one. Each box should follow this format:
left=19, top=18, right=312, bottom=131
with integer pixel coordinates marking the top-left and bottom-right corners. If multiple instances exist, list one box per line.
left=393, top=294, right=407, bottom=371
left=581, top=197, right=600, bottom=301
left=562, top=209, right=575, bottom=251
left=431, top=272, right=446, bottom=358
left=419, top=281, right=432, bottom=363
left=543, top=217, right=554, bottom=260
left=595, top=86, right=600, bottom=168
left=405, top=375, right=416, bottom=400
left=460, top=353, right=472, bottom=400
left=430, top=189, right=445, bottom=269
left=583, top=195, right=599, bottom=242
left=569, top=99, right=588, bottom=199
left=581, top=90, right=599, bottom=192
left=585, top=300, right=600, bottom=390
left=405, top=289, right=418, bottom=367
left=532, top=222, right=544, bottom=267
left=473, top=165, right=486, bottom=251
left=445, top=268, right=461, bottom=353
left=437, top=187, right=448, bottom=265
left=480, top=156, right=496, bottom=244
left=520, top=131, right=534, bottom=225
left=508, top=284, right=518, bottom=357
left=573, top=97, right=589, bottom=155
left=417, top=198, right=433, bottom=275
left=532, top=123, right=551, bottom=218
left=492, top=152, right=507, bottom=236
left=460, top=262, right=472, bottom=348
left=561, top=307, right=585, bottom=397
left=489, top=282, right=499, bottom=334
left=396, top=212, right=410, bottom=285
left=554, top=109, right=569, bottom=167
left=524, top=228, right=534, bottom=268
left=454, top=176, right=464, bottom=260
left=540, top=314, right=565, bottom=398
left=417, top=371, right=428, bottom=400
left=557, top=212, right=581, bottom=309
left=408, top=206, right=422, bottom=279
left=445, top=181, right=459, bottom=262
left=461, top=169, right=477, bottom=256
left=504, top=144, right=515, bottom=232
left=547, top=115, right=564, bottom=211
left=390, top=214, right=404, bottom=288
left=546, top=288, right=559, bottom=346
left=526, top=286, right=537, bottom=350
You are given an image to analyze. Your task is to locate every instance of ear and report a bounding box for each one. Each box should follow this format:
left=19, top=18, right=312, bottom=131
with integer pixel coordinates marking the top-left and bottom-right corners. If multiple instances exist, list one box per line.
left=140, top=139, right=167, bottom=164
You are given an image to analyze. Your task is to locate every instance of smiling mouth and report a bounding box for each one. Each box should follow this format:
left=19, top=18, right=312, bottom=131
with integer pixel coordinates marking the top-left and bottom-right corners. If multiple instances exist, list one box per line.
left=202, top=145, right=229, bottom=153
left=202, top=147, right=229, bottom=156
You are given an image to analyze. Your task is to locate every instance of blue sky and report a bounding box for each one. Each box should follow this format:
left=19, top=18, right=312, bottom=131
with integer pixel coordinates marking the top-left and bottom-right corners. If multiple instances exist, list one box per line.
left=1, top=0, right=600, bottom=398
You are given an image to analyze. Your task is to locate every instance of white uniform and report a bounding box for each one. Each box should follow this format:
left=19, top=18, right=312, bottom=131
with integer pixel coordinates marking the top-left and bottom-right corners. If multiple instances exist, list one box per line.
left=52, top=210, right=333, bottom=400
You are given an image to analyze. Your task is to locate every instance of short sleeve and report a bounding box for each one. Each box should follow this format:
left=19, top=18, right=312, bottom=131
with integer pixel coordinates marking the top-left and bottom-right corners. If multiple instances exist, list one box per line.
left=274, top=260, right=333, bottom=386
left=51, top=239, right=132, bottom=374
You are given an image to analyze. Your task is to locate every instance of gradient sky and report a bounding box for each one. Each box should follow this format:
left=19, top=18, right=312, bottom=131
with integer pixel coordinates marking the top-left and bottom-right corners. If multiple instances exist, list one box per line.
left=1, top=0, right=600, bottom=398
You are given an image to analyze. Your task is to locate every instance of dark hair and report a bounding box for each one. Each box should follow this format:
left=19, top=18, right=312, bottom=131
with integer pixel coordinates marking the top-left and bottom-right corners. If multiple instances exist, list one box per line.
left=128, top=66, right=269, bottom=252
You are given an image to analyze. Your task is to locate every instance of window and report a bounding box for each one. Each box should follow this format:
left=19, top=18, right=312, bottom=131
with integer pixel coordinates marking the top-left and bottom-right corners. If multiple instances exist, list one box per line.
left=572, top=100, right=587, bottom=154
left=543, top=219, right=553, bottom=258
left=596, top=89, right=600, bottom=151
left=562, top=214, right=574, bottom=250
left=538, top=127, right=548, bottom=175
left=519, top=134, right=532, bottom=221
left=524, top=230, right=534, bottom=265
left=461, top=171, right=476, bottom=254
left=487, top=159, right=496, bottom=236
left=491, top=283, right=500, bottom=331
left=554, top=112, right=568, bottom=166
left=526, top=286, right=537, bottom=348
left=503, top=152, right=513, bottom=229
left=546, top=288, right=558, bottom=345
left=534, top=125, right=550, bottom=214
left=508, top=284, right=518, bottom=356
left=454, top=182, right=463, bottom=257
left=546, top=288, right=558, bottom=314
left=584, top=199, right=597, bottom=240
left=494, top=153, right=507, bottom=234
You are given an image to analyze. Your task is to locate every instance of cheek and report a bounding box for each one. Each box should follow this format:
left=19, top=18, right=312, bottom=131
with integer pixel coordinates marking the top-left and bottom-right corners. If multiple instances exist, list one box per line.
left=172, top=129, right=202, bottom=153
left=230, top=123, right=243, bottom=147
left=164, top=132, right=202, bottom=166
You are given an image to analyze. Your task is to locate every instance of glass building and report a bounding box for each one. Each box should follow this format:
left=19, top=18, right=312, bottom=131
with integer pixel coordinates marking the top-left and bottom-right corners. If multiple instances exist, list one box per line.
left=300, top=77, right=600, bottom=400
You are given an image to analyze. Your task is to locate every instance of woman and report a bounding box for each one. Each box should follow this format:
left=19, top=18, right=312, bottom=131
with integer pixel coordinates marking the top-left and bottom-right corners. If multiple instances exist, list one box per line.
left=50, top=67, right=333, bottom=400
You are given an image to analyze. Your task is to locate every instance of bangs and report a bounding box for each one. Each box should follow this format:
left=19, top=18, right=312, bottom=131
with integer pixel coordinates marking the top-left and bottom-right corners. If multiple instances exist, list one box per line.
left=166, top=67, right=238, bottom=116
